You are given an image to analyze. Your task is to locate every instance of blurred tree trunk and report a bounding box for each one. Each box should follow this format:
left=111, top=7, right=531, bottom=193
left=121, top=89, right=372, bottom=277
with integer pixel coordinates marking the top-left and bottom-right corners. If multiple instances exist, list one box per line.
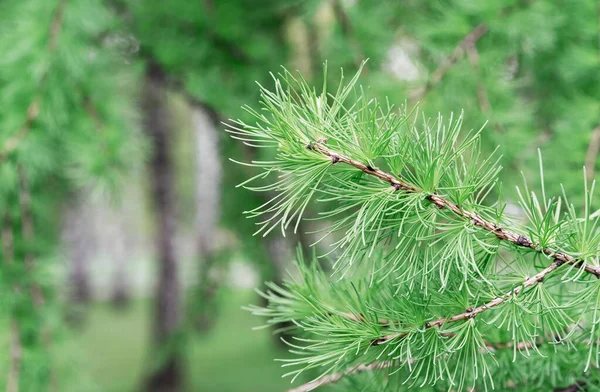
left=110, top=186, right=138, bottom=308
left=110, top=220, right=130, bottom=308
left=62, top=193, right=93, bottom=325
left=64, top=195, right=93, bottom=303
left=143, top=63, right=183, bottom=392
left=192, top=104, right=222, bottom=332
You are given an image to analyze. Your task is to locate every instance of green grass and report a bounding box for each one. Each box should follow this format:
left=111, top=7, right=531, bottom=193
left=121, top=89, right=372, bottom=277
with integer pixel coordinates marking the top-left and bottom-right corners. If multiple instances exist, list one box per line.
left=187, top=290, right=309, bottom=392
left=55, top=289, right=310, bottom=391
left=1, top=289, right=311, bottom=391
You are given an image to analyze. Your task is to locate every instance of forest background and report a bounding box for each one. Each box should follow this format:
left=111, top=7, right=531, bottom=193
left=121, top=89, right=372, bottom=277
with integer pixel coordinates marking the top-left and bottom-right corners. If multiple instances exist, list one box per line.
left=0, top=0, right=599, bottom=391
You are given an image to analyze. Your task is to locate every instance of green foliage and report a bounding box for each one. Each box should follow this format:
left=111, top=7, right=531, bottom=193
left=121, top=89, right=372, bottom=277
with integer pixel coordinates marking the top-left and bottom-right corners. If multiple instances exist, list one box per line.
left=235, top=66, right=600, bottom=390
left=0, top=0, right=141, bottom=389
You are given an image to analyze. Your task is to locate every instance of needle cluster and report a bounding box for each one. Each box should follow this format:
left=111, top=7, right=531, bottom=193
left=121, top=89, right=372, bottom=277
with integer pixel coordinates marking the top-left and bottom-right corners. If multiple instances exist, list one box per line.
left=230, top=64, right=600, bottom=391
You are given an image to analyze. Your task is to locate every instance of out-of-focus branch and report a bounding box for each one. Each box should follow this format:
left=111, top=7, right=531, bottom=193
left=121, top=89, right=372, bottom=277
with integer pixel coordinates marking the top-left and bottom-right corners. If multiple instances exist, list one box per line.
left=466, top=45, right=505, bottom=133
left=0, top=103, right=41, bottom=162
left=585, top=125, right=600, bottom=181
left=0, top=0, right=67, bottom=164
left=287, top=361, right=395, bottom=392
left=331, top=0, right=366, bottom=71
left=18, top=168, right=45, bottom=308
left=554, top=381, right=587, bottom=392
left=411, top=23, right=488, bottom=102
left=137, top=48, right=222, bottom=126
left=18, top=167, right=58, bottom=390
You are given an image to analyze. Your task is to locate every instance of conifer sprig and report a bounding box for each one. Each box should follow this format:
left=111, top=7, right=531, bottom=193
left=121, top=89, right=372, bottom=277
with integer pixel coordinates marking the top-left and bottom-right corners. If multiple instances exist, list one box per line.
left=306, top=139, right=600, bottom=278
left=0, top=0, right=67, bottom=163
left=231, top=64, right=600, bottom=390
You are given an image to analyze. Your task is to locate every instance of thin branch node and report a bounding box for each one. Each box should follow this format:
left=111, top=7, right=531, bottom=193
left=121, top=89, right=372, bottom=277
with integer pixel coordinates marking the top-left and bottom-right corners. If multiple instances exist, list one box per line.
left=516, top=235, right=531, bottom=247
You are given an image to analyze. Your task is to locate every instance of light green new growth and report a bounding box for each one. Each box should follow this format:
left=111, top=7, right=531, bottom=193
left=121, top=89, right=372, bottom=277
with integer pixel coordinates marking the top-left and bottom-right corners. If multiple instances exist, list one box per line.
left=230, top=64, right=600, bottom=391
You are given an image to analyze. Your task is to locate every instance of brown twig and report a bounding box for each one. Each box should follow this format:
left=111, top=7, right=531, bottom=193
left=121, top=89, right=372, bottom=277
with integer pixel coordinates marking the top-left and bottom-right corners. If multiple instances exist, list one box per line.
left=286, top=336, right=540, bottom=392
left=18, top=168, right=45, bottom=308
left=301, top=140, right=600, bottom=367
left=307, top=140, right=600, bottom=278
left=0, top=103, right=41, bottom=162
left=585, top=125, right=600, bottom=182
left=411, top=24, right=489, bottom=102
left=331, top=0, right=366, bottom=71
left=465, top=45, right=505, bottom=133
left=293, top=302, right=563, bottom=392
left=338, top=311, right=541, bottom=348
left=83, top=95, right=104, bottom=132
left=18, top=168, right=57, bottom=390
left=554, top=381, right=587, bottom=392
left=287, top=361, right=395, bottom=392
left=303, top=140, right=600, bottom=341
left=372, top=257, right=567, bottom=345
left=0, top=0, right=67, bottom=164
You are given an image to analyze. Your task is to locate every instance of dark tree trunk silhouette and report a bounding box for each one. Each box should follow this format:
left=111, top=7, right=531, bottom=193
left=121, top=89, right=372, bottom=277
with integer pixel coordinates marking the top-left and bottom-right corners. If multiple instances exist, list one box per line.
left=143, top=63, right=183, bottom=392
left=191, top=104, right=222, bottom=332
left=62, top=194, right=93, bottom=325
left=110, top=198, right=133, bottom=308
left=63, top=195, right=93, bottom=301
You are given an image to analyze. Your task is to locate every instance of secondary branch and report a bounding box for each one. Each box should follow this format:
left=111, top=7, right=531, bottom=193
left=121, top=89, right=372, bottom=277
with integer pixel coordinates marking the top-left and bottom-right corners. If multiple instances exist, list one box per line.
left=304, top=140, right=598, bottom=343
left=0, top=0, right=67, bottom=164
left=287, top=361, right=394, bottom=392
left=287, top=337, right=540, bottom=392
left=411, top=23, right=488, bottom=102
left=307, top=140, right=600, bottom=278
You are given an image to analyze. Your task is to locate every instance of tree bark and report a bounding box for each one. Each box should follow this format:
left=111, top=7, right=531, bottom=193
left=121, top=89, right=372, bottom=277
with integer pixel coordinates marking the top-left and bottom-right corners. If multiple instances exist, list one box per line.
left=110, top=195, right=133, bottom=308
left=63, top=194, right=93, bottom=305
left=61, top=193, right=94, bottom=326
left=143, top=63, right=183, bottom=392
left=192, top=104, right=222, bottom=332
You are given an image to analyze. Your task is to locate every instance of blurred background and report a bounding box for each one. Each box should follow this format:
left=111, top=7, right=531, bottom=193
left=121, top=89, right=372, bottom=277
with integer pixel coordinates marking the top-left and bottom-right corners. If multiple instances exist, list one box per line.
left=0, top=0, right=599, bottom=391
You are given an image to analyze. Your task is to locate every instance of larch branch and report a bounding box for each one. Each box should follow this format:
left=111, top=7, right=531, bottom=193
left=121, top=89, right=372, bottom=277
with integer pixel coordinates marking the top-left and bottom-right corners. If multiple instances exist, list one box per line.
left=287, top=361, right=394, bottom=392
left=411, top=23, right=488, bottom=102
left=304, top=139, right=599, bottom=352
left=287, top=337, right=540, bottom=392
left=307, top=140, right=600, bottom=278
left=465, top=45, right=505, bottom=134
left=0, top=0, right=67, bottom=164
left=18, top=168, right=58, bottom=389
left=18, top=168, right=45, bottom=308
left=331, top=0, right=366, bottom=71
